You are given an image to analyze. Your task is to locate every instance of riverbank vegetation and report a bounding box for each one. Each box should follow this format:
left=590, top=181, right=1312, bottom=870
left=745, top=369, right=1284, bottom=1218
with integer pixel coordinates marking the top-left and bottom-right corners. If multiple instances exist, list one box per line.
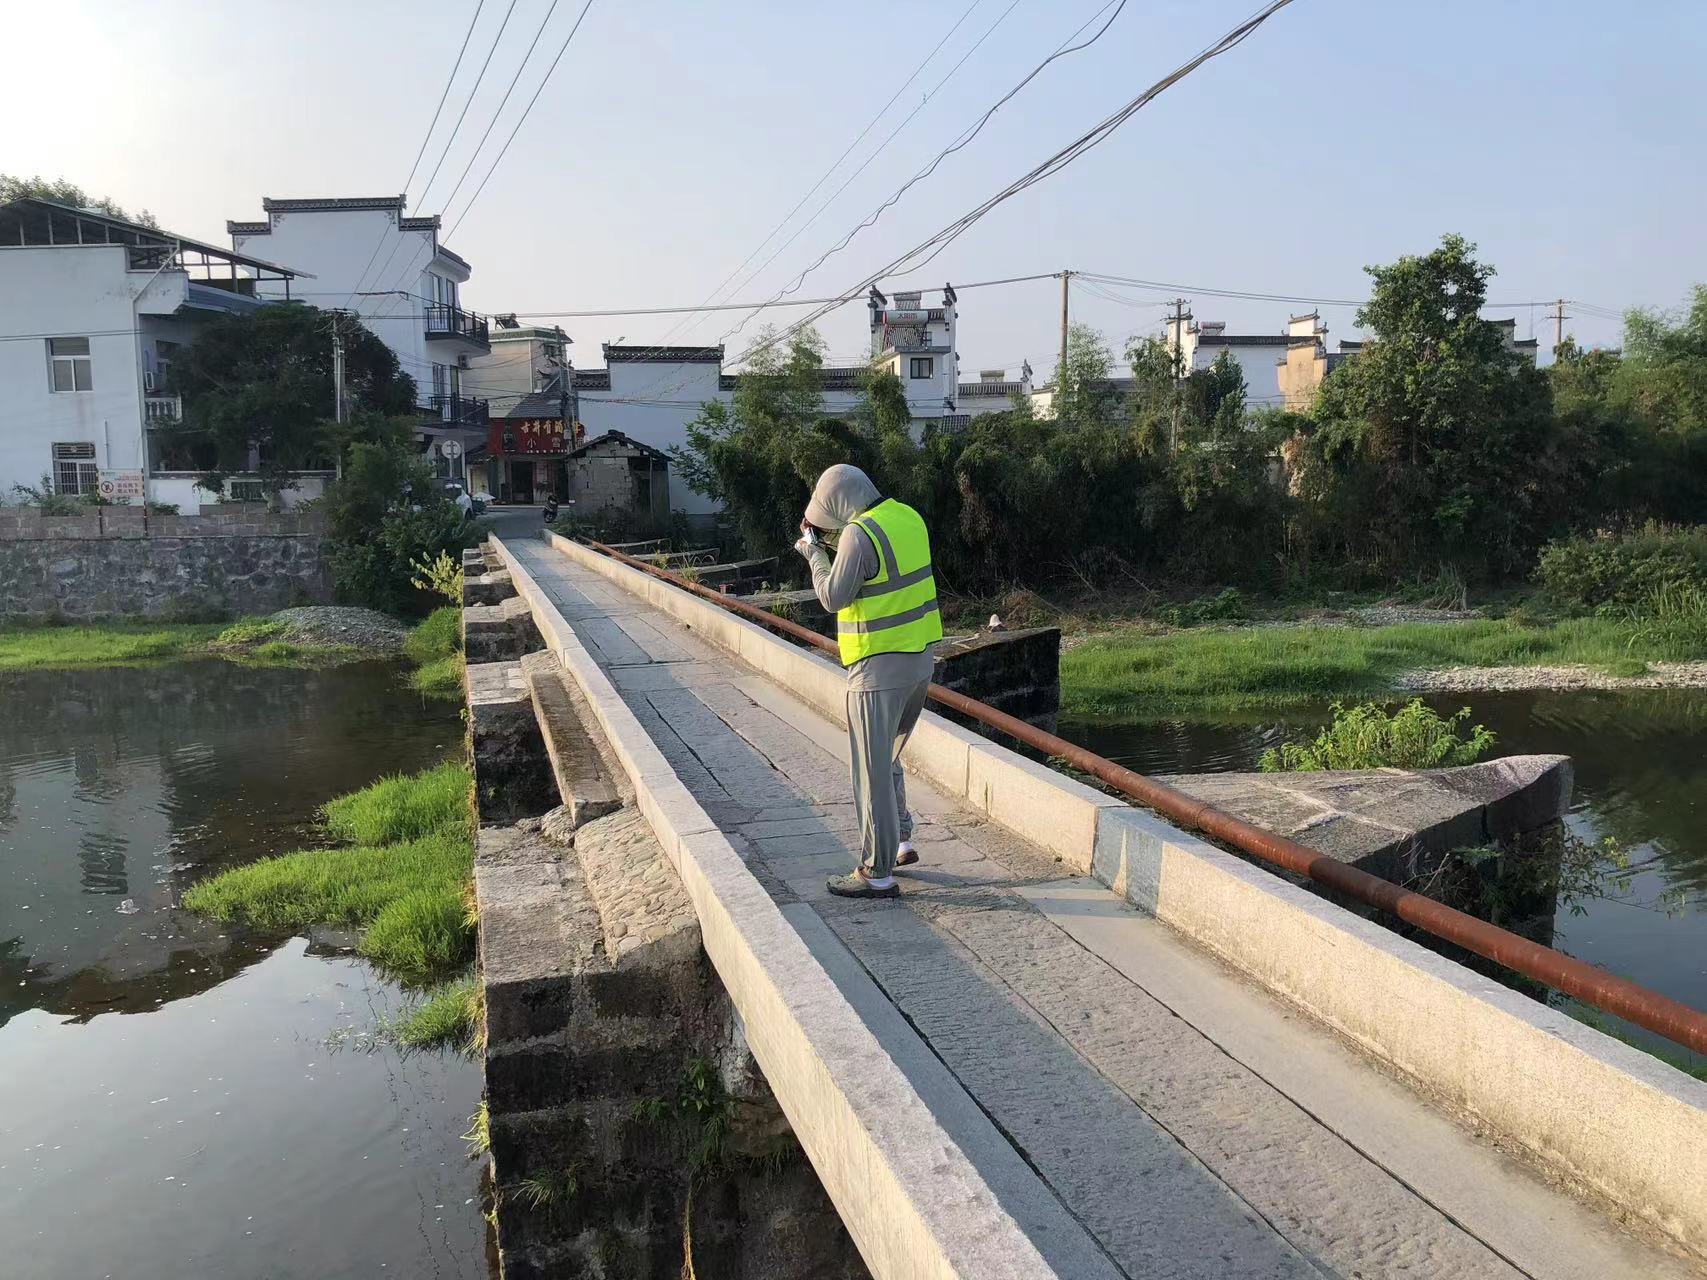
left=184, top=761, right=476, bottom=982
left=1062, top=613, right=1704, bottom=719
left=675, top=237, right=1707, bottom=631
left=405, top=607, right=465, bottom=698
left=0, top=615, right=366, bottom=671
left=1260, top=700, right=1494, bottom=772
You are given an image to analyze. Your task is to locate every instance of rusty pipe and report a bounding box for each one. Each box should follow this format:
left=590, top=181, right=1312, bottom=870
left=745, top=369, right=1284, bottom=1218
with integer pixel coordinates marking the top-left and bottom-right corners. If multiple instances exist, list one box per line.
left=584, top=538, right=1707, bottom=1058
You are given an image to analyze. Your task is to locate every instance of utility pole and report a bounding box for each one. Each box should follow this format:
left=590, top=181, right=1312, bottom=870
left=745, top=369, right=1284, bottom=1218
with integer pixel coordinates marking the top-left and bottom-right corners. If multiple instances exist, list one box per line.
left=1168, top=297, right=1190, bottom=453
left=1549, top=298, right=1571, bottom=354
left=1058, top=269, right=1074, bottom=389
left=330, top=312, right=347, bottom=480
left=331, top=312, right=347, bottom=425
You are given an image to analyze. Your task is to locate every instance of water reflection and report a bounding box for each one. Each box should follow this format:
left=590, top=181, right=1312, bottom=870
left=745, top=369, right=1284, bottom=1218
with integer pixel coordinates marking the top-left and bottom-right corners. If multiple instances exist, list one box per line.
left=0, top=661, right=457, bottom=1026
left=1063, top=688, right=1707, bottom=1016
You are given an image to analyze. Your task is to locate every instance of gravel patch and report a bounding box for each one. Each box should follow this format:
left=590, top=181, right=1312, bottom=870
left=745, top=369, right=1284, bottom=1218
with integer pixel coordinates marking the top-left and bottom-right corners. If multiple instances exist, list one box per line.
left=1394, top=661, right=1707, bottom=693
left=268, top=606, right=408, bottom=653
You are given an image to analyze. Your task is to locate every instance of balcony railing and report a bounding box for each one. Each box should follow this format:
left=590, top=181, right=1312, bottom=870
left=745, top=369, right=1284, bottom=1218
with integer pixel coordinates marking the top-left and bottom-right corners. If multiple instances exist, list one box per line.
left=423, top=302, right=490, bottom=350
left=144, top=394, right=182, bottom=423
left=425, top=393, right=490, bottom=424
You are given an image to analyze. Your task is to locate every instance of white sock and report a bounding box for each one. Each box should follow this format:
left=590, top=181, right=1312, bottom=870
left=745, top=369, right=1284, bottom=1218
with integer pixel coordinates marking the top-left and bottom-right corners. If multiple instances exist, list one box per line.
left=897, top=841, right=915, bottom=856
left=865, top=874, right=895, bottom=888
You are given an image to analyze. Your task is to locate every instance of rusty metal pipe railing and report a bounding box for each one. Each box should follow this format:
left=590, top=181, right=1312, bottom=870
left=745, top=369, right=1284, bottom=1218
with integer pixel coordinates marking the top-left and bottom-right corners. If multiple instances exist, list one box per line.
left=582, top=537, right=1707, bottom=1058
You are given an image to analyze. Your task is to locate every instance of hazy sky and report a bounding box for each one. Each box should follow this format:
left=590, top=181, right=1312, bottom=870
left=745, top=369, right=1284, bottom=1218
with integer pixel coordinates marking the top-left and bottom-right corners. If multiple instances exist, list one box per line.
left=6, top=0, right=1705, bottom=378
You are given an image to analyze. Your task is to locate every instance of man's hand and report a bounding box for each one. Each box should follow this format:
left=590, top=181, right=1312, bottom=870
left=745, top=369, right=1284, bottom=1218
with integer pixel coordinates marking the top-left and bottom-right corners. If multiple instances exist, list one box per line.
left=795, top=518, right=817, bottom=557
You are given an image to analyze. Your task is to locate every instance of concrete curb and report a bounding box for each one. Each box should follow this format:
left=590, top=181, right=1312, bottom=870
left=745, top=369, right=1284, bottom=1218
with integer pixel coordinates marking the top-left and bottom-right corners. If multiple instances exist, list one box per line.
left=494, top=536, right=1091, bottom=1280
left=536, top=531, right=1707, bottom=1264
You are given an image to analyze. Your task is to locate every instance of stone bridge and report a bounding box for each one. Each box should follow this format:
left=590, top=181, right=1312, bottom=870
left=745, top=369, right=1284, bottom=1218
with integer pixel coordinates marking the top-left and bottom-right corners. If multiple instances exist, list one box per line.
left=464, top=531, right=1707, bottom=1280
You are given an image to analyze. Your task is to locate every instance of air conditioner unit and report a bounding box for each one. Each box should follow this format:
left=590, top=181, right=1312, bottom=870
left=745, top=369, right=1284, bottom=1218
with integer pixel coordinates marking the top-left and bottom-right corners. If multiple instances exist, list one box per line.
left=143, top=371, right=158, bottom=392
left=457, top=354, right=471, bottom=369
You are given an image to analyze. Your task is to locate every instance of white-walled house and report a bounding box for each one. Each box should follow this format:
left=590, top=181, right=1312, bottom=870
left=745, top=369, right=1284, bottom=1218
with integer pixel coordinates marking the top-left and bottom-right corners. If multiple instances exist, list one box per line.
left=0, top=197, right=308, bottom=510
left=1166, top=315, right=1308, bottom=409
left=228, top=195, right=491, bottom=456
left=958, top=364, right=1034, bottom=420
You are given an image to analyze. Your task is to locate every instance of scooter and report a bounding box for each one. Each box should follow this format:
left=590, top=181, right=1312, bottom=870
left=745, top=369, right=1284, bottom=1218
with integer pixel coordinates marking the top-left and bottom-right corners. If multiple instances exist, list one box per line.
left=542, top=497, right=560, bottom=524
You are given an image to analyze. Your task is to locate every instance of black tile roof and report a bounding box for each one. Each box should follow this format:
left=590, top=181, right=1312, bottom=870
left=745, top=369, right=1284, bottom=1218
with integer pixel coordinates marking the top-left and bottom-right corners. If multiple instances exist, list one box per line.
left=603, top=344, right=724, bottom=364
left=571, top=370, right=611, bottom=390
left=1197, top=334, right=1316, bottom=347
left=504, top=391, right=567, bottom=420
left=570, top=430, right=672, bottom=462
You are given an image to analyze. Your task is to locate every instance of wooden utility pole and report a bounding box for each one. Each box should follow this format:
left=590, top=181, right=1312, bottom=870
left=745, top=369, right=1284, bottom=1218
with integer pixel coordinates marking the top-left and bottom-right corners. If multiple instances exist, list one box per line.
left=1549, top=298, right=1571, bottom=353
left=1058, top=269, right=1074, bottom=386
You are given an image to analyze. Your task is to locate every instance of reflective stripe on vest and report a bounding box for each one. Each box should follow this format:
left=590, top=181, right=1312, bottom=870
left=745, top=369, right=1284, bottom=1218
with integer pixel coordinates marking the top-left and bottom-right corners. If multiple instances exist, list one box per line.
left=836, top=498, right=944, bottom=666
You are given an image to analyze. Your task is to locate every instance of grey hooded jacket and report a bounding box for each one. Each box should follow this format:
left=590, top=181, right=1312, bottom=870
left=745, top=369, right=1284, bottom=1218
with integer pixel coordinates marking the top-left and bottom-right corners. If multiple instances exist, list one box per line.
left=799, top=464, right=937, bottom=693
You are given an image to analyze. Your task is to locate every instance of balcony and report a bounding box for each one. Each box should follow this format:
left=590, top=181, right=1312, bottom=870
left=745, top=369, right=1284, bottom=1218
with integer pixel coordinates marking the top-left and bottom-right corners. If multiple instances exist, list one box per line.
left=144, top=394, right=182, bottom=423
left=423, top=302, right=490, bottom=351
left=425, top=394, right=490, bottom=425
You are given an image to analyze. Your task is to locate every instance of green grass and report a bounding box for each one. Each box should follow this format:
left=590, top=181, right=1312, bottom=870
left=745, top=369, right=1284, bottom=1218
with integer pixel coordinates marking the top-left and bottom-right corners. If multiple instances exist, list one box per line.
left=384, top=973, right=482, bottom=1051
left=0, top=621, right=225, bottom=671
left=405, top=606, right=461, bottom=664
left=1063, top=616, right=1706, bottom=719
left=324, top=759, right=473, bottom=844
left=184, top=763, right=475, bottom=981
left=1261, top=700, right=1495, bottom=772
left=405, top=607, right=464, bottom=699
left=213, top=617, right=289, bottom=647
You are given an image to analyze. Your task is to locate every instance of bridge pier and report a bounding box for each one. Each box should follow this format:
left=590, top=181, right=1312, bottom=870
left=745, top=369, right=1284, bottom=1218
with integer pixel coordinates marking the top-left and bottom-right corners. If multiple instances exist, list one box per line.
left=467, top=600, right=866, bottom=1278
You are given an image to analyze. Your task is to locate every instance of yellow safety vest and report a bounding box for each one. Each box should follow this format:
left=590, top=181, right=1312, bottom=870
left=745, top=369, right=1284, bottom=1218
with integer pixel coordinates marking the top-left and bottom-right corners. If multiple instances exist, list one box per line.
left=837, top=499, right=943, bottom=666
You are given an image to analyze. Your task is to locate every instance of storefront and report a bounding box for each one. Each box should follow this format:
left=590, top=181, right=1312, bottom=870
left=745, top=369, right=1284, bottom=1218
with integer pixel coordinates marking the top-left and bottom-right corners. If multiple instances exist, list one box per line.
left=486, top=412, right=579, bottom=504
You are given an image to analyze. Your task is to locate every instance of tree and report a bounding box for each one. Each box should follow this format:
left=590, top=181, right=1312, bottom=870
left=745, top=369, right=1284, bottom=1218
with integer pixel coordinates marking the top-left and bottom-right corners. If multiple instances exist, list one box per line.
left=1053, top=324, right=1117, bottom=426
left=673, top=327, right=890, bottom=559
left=1303, top=234, right=1557, bottom=577
left=0, top=174, right=158, bottom=227
left=1614, top=285, right=1707, bottom=437
left=166, top=305, right=416, bottom=502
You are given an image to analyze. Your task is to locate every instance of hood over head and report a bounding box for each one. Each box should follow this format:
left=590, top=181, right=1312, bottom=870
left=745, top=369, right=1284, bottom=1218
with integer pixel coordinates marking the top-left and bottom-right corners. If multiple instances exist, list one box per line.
left=804, top=464, right=881, bottom=531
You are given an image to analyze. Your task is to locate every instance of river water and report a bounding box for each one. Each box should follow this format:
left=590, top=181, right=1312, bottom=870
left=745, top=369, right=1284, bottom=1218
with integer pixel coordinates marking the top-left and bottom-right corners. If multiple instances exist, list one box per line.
left=0, top=661, right=492, bottom=1280
left=1064, top=688, right=1707, bottom=1066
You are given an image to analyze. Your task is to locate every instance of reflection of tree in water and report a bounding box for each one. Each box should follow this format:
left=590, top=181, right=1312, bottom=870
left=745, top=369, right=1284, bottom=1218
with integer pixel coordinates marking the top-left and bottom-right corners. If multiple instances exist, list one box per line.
left=0, top=774, right=14, bottom=833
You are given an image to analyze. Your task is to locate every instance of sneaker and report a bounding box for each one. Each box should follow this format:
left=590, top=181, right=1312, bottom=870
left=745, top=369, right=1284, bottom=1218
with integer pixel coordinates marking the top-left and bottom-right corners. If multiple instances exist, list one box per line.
left=895, top=841, right=920, bottom=869
left=827, top=869, right=899, bottom=899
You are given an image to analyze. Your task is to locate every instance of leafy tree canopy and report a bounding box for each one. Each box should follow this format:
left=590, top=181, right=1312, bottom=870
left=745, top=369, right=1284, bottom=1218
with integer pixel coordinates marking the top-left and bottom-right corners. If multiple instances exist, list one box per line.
left=166, top=304, right=417, bottom=496
left=0, top=173, right=159, bottom=227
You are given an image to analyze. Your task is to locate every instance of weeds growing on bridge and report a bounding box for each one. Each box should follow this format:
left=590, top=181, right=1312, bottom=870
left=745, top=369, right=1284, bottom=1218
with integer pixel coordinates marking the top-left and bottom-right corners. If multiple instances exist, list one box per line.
left=1260, top=700, right=1495, bottom=772
left=184, top=761, right=476, bottom=982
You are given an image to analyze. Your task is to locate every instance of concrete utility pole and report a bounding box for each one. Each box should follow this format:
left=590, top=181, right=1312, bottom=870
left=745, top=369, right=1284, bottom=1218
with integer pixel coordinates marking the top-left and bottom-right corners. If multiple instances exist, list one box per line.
left=1168, top=297, right=1190, bottom=453
left=1058, top=269, right=1074, bottom=387
left=1549, top=299, right=1571, bottom=354
left=331, top=312, right=347, bottom=424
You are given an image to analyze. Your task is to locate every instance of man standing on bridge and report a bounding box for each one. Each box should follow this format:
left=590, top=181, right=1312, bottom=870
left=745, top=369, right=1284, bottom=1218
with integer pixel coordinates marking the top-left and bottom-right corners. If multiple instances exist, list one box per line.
left=795, top=464, right=943, bottom=899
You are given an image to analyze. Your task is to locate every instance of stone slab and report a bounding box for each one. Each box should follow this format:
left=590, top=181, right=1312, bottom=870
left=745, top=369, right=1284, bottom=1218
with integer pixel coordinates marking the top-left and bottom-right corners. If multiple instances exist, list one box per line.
left=520, top=650, right=621, bottom=826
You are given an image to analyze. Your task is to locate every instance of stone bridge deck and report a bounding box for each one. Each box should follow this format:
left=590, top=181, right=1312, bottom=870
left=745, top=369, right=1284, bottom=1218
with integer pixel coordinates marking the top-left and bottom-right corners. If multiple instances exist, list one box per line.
left=496, top=534, right=1702, bottom=1280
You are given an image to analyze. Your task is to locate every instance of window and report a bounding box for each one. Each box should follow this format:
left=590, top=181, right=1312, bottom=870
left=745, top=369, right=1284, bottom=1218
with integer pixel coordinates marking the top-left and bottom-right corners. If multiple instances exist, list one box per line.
left=909, top=357, right=934, bottom=379
left=52, top=442, right=98, bottom=495
left=48, top=337, right=92, bottom=392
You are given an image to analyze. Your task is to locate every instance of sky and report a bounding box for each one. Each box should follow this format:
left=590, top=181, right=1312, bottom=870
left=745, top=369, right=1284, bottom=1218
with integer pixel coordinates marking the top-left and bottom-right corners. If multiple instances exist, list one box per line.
left=5, top=0, right=1706, bottom=381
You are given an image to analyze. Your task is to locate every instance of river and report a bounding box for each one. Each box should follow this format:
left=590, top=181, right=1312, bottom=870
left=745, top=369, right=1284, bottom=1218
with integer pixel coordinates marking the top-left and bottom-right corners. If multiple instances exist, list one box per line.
left=0, top=660, right=492, bottom=1280
left=1064, top=688, right=1707, bottom=1067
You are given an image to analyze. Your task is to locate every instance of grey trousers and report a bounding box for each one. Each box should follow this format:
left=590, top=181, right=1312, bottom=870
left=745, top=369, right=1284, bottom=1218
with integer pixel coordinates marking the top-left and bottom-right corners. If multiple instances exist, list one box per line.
left=846, top=677, right=931, bottom=878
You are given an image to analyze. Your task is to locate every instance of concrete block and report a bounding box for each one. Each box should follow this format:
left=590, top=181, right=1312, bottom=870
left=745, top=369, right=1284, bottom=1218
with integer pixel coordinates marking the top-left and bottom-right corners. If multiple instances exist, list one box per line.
left=901, top=713, right=983, bottom=800
left=1090, top=805, right=1707, bottom=1260
left=964, top=743, right=1123, bottom=872
left=521, top=650, right=620, bottom=826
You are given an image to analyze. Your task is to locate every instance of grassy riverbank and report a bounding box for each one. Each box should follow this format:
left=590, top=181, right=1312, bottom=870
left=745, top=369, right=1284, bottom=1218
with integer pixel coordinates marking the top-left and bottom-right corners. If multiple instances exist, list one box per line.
left=184, top=761, right=476, bottom=981
left=1063, top=615, right=1706, bottom=719
left=404, top=607, right=464, bottom=698
left=0, top=621, right=227, bottom=671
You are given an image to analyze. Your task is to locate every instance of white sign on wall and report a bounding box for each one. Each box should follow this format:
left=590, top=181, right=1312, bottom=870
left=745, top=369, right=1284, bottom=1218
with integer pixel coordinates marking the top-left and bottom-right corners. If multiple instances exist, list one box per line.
left=97, top=471, right=145, bottom=499
left=439, top=439, right=463, bottom=460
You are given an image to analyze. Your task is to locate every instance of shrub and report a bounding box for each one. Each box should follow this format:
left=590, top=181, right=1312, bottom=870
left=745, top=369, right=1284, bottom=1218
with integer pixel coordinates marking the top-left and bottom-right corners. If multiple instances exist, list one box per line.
left=1261, top=699, right=1496, bottom=772
left=1534, top=523, right=1707, bottom=612
left=1158, top=587, right=1249, bottom=627
left=409, top=550, right=464, bottom=605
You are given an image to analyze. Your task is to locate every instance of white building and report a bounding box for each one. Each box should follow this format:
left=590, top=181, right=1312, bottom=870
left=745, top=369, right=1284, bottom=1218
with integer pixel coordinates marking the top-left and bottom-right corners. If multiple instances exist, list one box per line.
left=1165, top=315, right=1306, bottom=409
left=0, top=197, right=308, bottom=510
left=957, top=364, right=1034, bottom=420
left=227, top=195, right=490, bottom=455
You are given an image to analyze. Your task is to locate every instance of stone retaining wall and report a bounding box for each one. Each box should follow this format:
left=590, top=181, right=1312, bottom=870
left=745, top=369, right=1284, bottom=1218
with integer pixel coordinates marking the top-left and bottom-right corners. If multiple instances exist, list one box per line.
left=0, top=505, right=331, bottom=621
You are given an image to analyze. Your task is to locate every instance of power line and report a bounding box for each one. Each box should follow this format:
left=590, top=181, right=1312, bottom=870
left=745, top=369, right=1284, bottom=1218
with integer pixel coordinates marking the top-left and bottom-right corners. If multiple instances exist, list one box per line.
left=444, top=0, right=597, bottom=240
left=433, top=0, right=569, bottom=230
left=651, top=0, right=985, bottom=349
left=355, top=0, right=523, bottom=307
left=342, top=0, right=487, bottom=310
left=730, top=0, right=1302, bottom=370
